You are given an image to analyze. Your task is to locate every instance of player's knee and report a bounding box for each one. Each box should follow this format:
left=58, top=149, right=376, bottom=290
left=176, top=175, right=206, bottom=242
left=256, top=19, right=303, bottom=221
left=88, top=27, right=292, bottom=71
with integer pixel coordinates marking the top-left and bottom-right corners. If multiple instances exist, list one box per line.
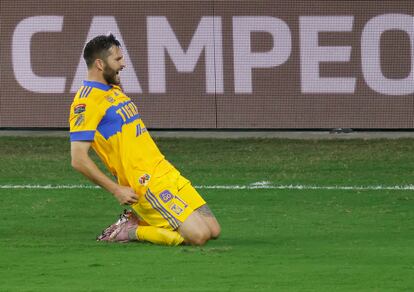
left=189, top=237, right=208, bottom=246
left=185, top=230, right=210, bottom=246
left=210, top=223, right=221, bottom=240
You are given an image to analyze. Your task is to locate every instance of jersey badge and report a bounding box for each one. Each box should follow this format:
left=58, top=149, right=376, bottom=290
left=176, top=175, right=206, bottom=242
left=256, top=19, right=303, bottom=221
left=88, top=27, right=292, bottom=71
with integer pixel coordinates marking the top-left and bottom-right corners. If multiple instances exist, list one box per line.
left=159, top=190, right=174, bottom=203
left=74, top=104, right=86, bottom=114
left=106, top=96, right=115, bottom=103
left=139, top=174, right=151, bottom=186
left=170, top=204, right=184, bottom=216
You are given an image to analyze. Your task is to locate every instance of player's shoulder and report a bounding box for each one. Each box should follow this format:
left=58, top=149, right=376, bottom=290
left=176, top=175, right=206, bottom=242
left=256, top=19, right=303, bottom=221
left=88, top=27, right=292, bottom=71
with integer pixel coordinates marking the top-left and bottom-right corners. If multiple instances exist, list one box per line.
left=73, top=81, right=114, bottom=102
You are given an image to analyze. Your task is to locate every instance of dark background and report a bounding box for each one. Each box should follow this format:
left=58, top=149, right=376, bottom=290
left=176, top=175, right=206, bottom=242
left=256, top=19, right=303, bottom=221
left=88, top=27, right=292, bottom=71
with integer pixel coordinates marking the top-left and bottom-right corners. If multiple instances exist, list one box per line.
left=0, top=0, right=413, bottom=129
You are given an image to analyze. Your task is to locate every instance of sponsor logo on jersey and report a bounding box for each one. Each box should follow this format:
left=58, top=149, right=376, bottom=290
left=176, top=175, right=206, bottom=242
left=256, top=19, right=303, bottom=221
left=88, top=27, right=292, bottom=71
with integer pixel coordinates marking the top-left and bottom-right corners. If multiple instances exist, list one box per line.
left=159, top=190, right=174, bottom=203
left=170, top=204, right=184, bottom=216
left=74, top=104, right=86, bottom=114
left=106, top=96, right=115, bottom=103
left=136, top=124, right=148, bottom=137
left=138, top=173, right=151, bottom=186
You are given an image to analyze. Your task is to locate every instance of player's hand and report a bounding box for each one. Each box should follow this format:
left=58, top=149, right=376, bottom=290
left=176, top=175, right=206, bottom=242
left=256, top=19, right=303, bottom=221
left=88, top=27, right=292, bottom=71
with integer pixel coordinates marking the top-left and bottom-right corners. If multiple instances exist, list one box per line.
left=113, top=185, right=138, bottom=205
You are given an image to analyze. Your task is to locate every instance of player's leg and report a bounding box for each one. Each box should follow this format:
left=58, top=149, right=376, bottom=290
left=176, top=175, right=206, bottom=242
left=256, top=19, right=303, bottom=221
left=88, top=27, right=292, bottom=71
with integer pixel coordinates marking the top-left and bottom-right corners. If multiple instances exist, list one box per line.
left=133, top=214, right=184, bottom=246
left=135, top=225, right=184, bottom=246
left=99, top=201, right=216, bottom=246
left=116, top=169, right=219, bottom=246
left=137, top=188, right=212, bottom=246
left=100, top=224, right=185, bottom=246
left=131, top=183, right=211, bottom=245
left=132, top=188, right=212, bottom=246
left=177, top=205, right=220, bottom=244
left=98, top=210, right=185, bottom=246
left=178, top=211, right=212, bottom=245
left=195, top=204, right=221, bottom=239
left=109, top=209, right=213, bottom=246
left=176, top=176, right=221, bottom=241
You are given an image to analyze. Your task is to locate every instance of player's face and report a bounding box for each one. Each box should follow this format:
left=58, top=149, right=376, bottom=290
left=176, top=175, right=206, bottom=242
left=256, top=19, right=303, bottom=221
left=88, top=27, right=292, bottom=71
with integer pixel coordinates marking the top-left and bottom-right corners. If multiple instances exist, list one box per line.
left=102, top=46, right=126, bottom=85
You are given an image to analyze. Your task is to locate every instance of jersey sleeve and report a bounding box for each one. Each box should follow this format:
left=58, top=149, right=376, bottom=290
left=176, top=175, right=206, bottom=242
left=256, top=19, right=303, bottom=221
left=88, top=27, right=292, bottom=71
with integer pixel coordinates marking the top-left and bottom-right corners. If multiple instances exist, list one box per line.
left=69, top=99, right=103, bottom=142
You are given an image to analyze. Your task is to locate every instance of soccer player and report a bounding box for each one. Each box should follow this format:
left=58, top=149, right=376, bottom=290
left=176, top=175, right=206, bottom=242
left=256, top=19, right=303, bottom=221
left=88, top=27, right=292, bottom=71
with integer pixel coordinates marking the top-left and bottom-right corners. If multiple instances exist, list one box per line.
left=69, top=34, right=220, bottom=246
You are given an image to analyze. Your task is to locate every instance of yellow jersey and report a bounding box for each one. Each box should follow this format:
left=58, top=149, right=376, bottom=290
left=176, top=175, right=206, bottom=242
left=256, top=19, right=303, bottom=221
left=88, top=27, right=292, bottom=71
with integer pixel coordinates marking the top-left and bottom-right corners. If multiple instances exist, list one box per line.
left=69, top=80, right=174, bottom=196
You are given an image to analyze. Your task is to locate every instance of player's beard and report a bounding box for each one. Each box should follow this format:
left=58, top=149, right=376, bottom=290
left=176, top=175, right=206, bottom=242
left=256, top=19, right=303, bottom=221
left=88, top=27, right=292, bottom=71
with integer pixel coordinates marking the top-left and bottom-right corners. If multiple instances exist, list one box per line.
left=102, top=62, right=121, bottom=86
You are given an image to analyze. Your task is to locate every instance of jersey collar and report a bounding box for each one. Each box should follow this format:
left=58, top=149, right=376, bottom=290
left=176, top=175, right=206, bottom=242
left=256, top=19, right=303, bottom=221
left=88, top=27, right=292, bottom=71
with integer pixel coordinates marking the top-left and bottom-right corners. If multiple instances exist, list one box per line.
left=83, top=80, right=112, bottom=91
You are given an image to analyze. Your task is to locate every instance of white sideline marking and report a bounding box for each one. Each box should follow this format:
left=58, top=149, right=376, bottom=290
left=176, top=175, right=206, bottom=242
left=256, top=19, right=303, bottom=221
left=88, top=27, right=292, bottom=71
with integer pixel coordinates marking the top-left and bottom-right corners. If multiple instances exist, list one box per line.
left=0, top=184, right=100, bottom=189
left=196, top=185, right=414, bottom=190
left=1, top=183, right=414, bottom=191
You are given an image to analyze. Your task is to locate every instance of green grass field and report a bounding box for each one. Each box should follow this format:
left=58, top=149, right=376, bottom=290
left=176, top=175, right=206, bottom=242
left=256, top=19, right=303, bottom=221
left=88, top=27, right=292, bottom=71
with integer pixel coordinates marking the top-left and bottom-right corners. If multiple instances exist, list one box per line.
left=1, top=136, right=414, bottom=291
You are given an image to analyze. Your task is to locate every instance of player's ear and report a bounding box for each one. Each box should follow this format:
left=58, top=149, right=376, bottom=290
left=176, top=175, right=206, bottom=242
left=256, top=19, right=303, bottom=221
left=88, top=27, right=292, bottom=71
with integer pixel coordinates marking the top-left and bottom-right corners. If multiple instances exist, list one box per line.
left=95, top=59, right=104, bottom=71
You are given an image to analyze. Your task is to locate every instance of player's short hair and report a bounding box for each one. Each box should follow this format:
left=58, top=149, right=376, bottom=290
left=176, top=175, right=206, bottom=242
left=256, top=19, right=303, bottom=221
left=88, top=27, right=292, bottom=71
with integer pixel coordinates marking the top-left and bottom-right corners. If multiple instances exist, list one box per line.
left=83, top=34, right=121, bottom=68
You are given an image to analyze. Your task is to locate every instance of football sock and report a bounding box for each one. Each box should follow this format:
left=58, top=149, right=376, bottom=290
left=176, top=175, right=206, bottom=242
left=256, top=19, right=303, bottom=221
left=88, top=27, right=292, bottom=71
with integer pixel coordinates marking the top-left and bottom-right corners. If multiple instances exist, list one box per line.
left=136, top=226, right=184, bottom=246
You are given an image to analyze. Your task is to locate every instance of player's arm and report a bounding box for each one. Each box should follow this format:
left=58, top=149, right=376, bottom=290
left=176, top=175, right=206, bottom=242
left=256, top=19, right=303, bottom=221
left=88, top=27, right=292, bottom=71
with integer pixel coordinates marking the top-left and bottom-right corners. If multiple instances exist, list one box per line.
left=70, top=141, right=138, bottom=205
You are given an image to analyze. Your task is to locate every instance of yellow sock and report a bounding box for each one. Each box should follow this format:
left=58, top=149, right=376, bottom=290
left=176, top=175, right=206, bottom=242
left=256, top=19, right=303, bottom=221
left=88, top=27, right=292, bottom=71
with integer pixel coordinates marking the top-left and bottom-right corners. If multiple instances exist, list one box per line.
left=136, top=226, right=184, bottom=246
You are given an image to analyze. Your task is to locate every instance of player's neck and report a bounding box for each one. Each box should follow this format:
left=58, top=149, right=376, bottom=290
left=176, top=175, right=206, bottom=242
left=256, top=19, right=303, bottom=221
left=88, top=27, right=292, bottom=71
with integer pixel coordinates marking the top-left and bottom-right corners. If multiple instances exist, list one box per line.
left=87, top=71, right=109, bottom=86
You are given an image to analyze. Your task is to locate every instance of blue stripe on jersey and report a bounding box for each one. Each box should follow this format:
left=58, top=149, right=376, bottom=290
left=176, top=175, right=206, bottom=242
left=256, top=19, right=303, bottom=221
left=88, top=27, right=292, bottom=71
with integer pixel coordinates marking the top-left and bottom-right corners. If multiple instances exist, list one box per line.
left=79, top=86, right=87, bottom=98
left=70, top=130, right=95, bottom=141
left=145, top=190, right=180, bottom=229
left=83, top=80, right=112, bottom=91
left=97, top=101, right=140, bottom=140
left=83, top=86, right=93, bottom=98
left=82, top=86, right=89, bottom=98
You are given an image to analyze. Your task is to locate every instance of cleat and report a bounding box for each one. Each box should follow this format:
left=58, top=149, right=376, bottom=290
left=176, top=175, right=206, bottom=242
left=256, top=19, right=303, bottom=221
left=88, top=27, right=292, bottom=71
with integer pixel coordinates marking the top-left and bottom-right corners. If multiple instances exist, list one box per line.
left=97, top=223, right=118, bottom=241
left=107, top=218, right=138, bottom=243
left=97, top=210, right=139, bottom=242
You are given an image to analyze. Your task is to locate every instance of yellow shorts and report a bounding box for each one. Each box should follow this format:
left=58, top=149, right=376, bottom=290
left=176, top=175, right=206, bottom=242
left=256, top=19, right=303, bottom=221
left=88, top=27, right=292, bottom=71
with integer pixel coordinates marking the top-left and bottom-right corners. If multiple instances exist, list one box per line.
left=131, top=169, right=205, bottom=230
